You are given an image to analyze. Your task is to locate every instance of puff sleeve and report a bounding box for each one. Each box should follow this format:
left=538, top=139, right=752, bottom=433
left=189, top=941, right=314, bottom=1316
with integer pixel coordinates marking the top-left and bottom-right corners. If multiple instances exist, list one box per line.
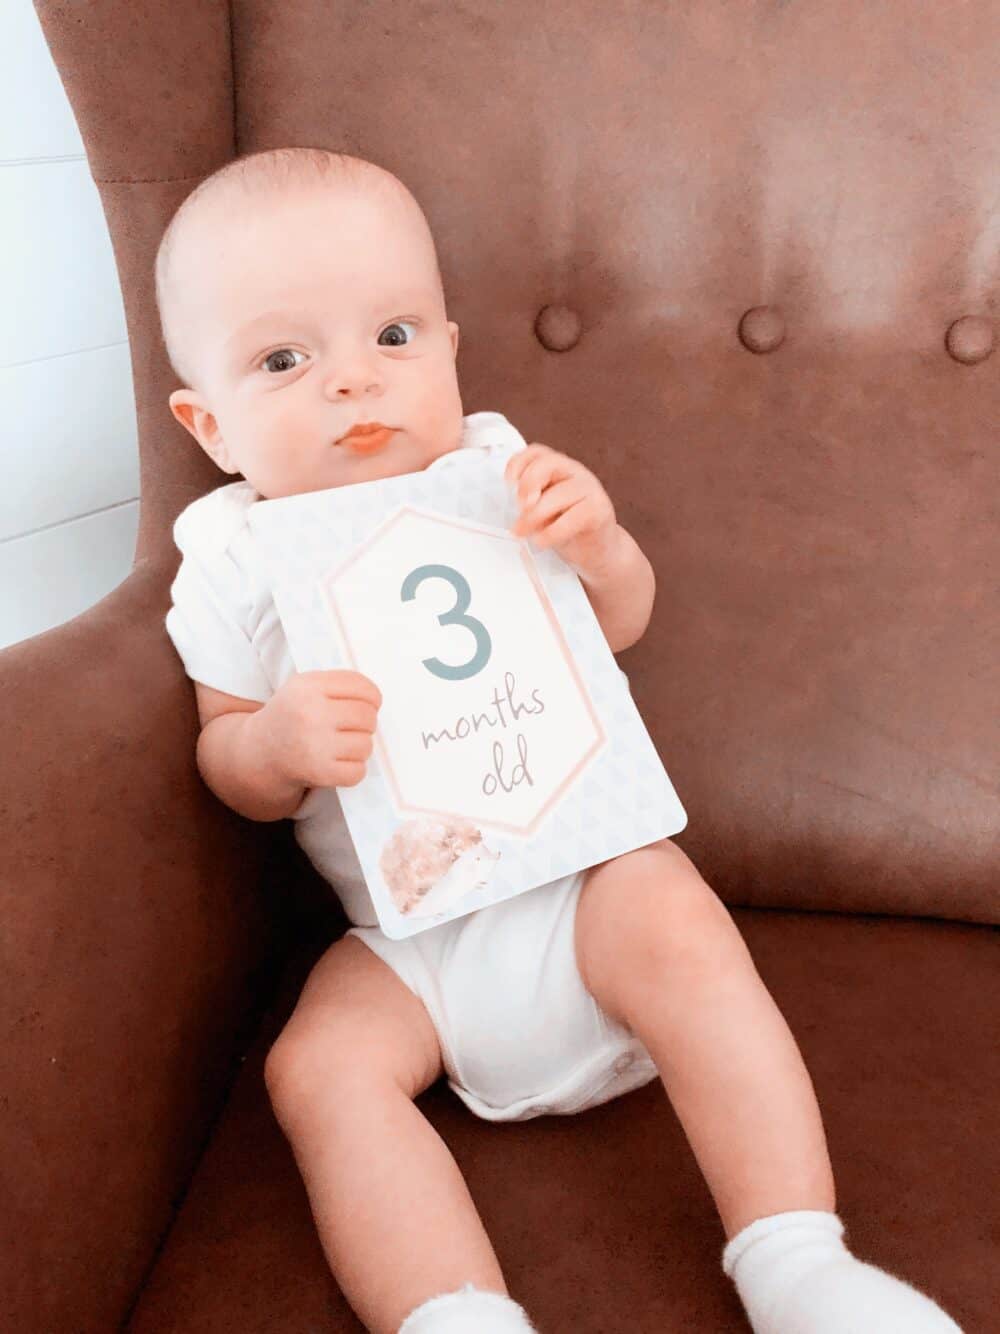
left=164, top=484, right=274, bottom=703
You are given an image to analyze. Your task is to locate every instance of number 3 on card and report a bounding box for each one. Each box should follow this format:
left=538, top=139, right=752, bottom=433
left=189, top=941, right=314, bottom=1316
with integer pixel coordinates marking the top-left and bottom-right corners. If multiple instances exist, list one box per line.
left=400, top=562, right=492, bottom=682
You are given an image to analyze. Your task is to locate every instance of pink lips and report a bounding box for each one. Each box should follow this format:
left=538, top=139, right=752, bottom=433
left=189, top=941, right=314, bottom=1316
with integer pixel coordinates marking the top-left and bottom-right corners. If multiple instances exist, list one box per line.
left=337, top=422, right=395, bottom=455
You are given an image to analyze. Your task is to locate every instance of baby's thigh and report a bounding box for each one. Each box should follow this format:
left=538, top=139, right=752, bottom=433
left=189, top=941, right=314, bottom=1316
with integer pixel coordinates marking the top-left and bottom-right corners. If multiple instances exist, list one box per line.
left=264, top=934, right=444, bottom=1116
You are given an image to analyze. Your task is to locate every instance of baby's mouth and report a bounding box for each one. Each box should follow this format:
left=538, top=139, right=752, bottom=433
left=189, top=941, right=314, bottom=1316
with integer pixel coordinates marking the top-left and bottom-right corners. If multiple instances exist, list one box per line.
left=337, top=425, right=396, bottom=456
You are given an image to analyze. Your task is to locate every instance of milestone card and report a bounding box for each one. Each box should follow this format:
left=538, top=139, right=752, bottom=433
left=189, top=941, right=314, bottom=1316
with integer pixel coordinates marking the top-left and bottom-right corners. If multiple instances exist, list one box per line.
left=247, top=421, right=687, bottom=940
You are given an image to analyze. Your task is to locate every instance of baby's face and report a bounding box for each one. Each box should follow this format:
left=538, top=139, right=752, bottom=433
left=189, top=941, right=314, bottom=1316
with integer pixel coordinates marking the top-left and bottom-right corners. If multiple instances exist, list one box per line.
left=168, top=186, right=464, bottom=500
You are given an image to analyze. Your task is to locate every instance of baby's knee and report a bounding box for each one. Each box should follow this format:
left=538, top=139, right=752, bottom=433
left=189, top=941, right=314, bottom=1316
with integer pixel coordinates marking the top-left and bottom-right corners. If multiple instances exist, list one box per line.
left=263, top=1022, right=369, bottom=1128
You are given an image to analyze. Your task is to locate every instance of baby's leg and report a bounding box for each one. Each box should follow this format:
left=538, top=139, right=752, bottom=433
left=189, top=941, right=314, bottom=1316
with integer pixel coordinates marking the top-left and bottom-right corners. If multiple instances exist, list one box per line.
left=264, top=934, right=509, bottom=1334
left=576, top=843, right=964, bottom=1333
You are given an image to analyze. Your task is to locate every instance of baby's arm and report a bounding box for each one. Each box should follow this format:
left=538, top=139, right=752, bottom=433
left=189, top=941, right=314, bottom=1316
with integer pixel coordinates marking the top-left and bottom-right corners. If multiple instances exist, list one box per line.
left=194, top=682, right=307, bottom=822
left=191, top=671, right=382, bottom=823
left=576, top=524, right=656, bottom=654
left=506, top=444, right=655, bottom=654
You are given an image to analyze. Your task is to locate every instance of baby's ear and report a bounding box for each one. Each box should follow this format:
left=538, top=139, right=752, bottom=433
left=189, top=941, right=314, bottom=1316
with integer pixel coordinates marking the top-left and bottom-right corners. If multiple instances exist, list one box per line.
left=168, top=390, right=238, bottom=474
left=447, top=320, right=460, bottom=357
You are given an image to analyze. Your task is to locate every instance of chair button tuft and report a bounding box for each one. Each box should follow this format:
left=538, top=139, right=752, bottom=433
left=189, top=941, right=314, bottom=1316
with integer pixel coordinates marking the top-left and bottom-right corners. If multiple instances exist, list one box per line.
left=945, top=315, right=994, bottom=364
left=535, top=304, right=582, bottom=351
left=739, top=305, right=785, bottom=353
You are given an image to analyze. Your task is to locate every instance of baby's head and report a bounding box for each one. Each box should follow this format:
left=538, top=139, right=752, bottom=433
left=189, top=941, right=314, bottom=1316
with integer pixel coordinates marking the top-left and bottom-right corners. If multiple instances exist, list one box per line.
left=156, top=148, right=464, bottom=500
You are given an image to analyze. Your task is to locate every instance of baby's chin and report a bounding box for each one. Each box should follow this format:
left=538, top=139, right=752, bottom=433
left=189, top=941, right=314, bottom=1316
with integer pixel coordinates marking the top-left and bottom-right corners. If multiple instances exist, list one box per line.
left=353, top=435, right=460, bottom=481
left=354, top=432, right=462, bottom=479
left=251, top=438, right=462, bottom=499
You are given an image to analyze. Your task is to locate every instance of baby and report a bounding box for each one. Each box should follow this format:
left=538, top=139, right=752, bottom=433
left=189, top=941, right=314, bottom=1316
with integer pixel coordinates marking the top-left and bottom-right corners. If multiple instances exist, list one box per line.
left=159, top=148, right=963, bottom=1334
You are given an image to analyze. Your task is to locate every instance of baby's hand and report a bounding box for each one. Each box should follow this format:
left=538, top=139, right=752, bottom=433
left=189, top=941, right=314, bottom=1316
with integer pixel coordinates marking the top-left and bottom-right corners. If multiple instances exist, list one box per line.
left=505, top=443, right=621, bottom=577
left=255, top=669, right=382, bottom=790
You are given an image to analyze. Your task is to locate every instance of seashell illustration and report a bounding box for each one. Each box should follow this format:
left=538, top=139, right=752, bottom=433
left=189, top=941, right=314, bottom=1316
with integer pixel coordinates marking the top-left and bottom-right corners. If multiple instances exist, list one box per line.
left=379, top=815, right=501, bottom=917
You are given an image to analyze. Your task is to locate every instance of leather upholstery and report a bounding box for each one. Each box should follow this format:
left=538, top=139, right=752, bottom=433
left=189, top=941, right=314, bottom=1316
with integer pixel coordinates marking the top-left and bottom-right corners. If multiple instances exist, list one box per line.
left=3, top=3, right=995, bottom=1329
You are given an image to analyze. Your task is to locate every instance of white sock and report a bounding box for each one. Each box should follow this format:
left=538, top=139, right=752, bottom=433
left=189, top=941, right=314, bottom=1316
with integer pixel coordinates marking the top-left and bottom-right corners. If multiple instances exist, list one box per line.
left=722, top=1209, right=964, bottom=1333
left=396, top=1281, right=539, bottom=1333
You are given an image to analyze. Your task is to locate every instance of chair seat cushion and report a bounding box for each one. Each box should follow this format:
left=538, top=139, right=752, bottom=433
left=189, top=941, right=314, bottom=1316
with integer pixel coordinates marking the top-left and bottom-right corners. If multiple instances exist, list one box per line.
left=125, top=907, right=993, bottom=1332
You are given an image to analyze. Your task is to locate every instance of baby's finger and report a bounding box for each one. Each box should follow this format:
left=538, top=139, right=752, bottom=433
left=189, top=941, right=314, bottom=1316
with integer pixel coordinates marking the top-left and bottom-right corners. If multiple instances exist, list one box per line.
left=517, top=453, right=575, bottom=509
left=512, top=477, right=587, bottom=535
left=504, top=444, right=546, bottom=485
left=531, top=501, right=591, bottom=549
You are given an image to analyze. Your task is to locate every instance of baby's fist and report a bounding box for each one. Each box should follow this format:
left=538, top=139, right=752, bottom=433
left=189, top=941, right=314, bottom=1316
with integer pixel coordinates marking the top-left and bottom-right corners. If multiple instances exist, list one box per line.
left=505, top=442, right=620, bottom=576
left=256, top=669, right=382, bottom=790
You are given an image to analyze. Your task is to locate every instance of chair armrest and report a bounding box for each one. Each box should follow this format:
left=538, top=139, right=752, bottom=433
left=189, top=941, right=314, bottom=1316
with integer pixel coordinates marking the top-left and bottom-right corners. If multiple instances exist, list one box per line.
left=0, top=560, right=286, bottom=1332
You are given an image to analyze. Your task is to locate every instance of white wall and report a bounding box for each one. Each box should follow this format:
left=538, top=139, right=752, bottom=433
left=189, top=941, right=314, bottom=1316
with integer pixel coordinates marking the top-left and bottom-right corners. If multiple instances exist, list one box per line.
left=0, top=2, right=140, bottom=650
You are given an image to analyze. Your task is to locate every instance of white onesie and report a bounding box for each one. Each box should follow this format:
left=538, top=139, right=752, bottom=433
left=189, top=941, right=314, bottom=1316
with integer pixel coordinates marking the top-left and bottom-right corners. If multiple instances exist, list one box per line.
left=165, top=410, right=659, bottom=1120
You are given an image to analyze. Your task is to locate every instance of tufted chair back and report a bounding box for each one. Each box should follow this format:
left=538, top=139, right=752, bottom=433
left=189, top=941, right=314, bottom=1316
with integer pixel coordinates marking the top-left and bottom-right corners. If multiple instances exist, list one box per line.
left=3, top=3, right=996, bottom=1330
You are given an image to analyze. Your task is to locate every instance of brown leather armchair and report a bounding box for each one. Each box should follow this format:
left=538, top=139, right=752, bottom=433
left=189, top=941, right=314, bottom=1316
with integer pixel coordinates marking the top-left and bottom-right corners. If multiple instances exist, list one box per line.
left=5, top=3, right=996, bottom=1330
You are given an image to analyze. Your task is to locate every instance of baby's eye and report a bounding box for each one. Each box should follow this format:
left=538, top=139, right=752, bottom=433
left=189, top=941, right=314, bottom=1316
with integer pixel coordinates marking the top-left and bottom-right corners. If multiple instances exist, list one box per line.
left=378, top=319, right=419, bottom=347
left=261, top=348, right=305, bottom=374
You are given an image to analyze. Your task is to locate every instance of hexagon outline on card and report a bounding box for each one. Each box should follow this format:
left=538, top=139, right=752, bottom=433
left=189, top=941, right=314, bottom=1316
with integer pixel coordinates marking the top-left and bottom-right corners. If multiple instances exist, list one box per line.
left=320, top=504, right=606, bottom=835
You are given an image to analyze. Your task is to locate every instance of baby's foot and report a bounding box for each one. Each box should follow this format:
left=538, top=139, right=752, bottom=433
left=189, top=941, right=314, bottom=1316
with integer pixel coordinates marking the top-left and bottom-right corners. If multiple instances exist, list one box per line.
left=722, top=1210, right=963, bottom=1332
left=397, top=1282, right=539, bottom=1333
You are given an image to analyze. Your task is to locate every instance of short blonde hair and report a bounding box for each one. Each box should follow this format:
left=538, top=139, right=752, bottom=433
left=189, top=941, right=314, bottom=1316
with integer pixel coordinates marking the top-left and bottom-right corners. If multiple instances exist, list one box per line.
left=155, top=147, right=441, bottom=391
